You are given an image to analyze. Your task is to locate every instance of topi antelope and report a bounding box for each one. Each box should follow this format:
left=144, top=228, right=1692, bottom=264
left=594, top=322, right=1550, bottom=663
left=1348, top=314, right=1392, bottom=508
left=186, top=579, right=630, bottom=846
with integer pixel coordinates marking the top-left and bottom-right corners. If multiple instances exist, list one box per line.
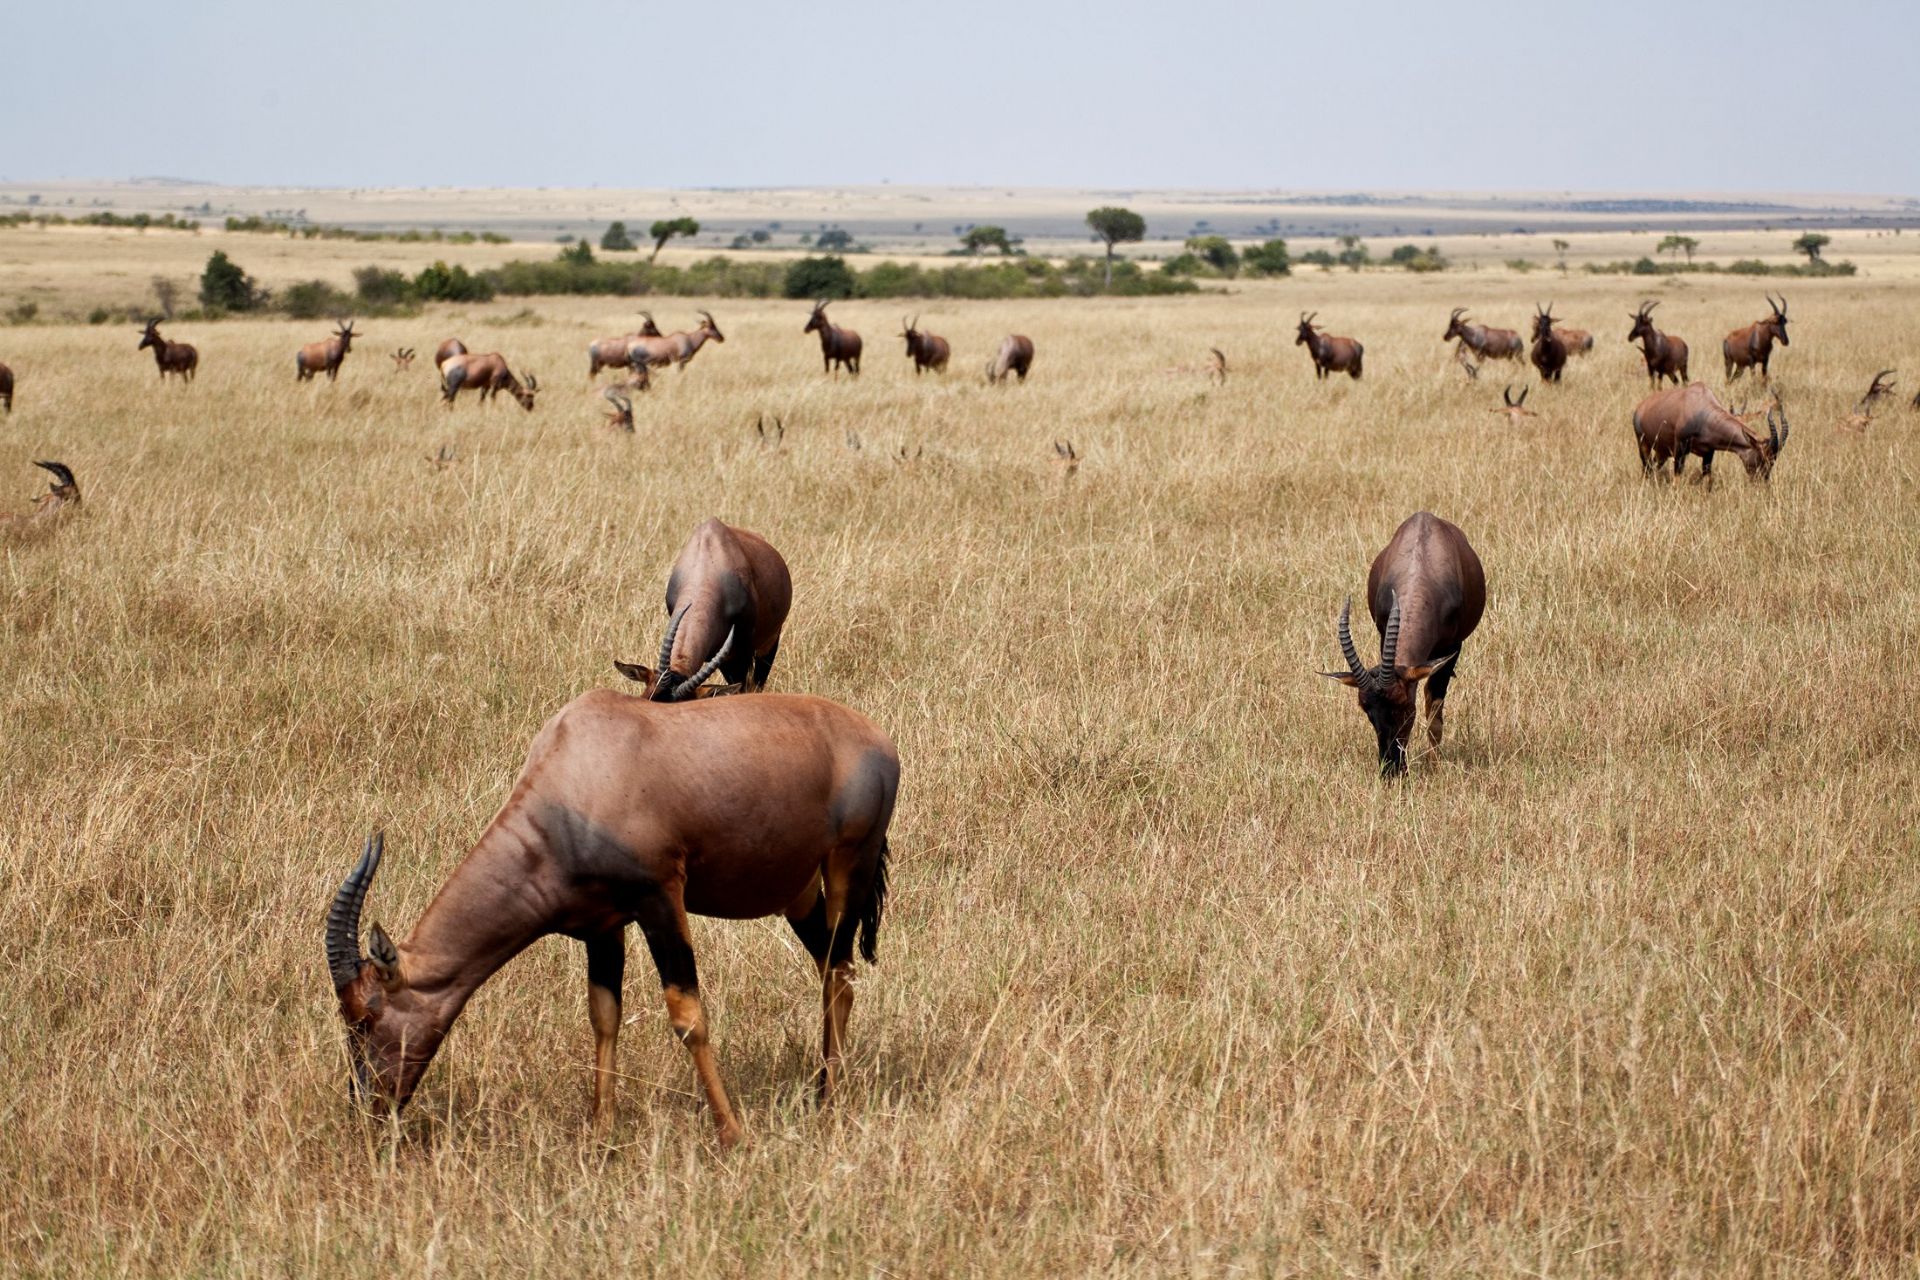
left=296, top=320, right=359, bottom=382
left=0, top=360, right=11, bottom=413
left=1529, top=304, right=1568, bottom=383
left=614, top=518, right=793, bottom=697
left=900, top=315, right=950, bottom=375
left=894, top=443, right=924, bottom=467
left=434, top=338, right=468, bottom=371
left=390, top=347, right=416, bottom=372
left=588, top=314, right=665, bottom=379
left=1628, top=301, right=1689, bottom=387
left=1209, top=347, right=1227, bottom=383
left=323, top=686, right=900, bottom=1147
left=139, top=319, right=198, bottom=382
left=1632, top=383, right=1788, bottom=484
left=1443, top=308, right=1524, bottom=364
left=665, top=310, right=725, bottom=371
left=755, top=415, right=786, bottom=452
left=804, top=300, right=862, bottom=376
left=1051, top=439, right=1080, bottom=478
left=1, top=460, right=80, bottom=530
left=1723, top=294, right=1789, bottom=382
left=1554, top=326, right=1594, bottom=358
left=1296, top=312, right=1364, bottom=380
left=1321, top=512, right=1486, bottom=777
left=425, top=444, right=458, bottom=470
left=1840, top=370, right=1896, bottom=432
left=1490, top=384, right=1537, bottom=424
left=602, top=387, right=634, bottom=432
left=985, top=334, right=1035, bottom=384
left=441, top=353, right=537, bottom=411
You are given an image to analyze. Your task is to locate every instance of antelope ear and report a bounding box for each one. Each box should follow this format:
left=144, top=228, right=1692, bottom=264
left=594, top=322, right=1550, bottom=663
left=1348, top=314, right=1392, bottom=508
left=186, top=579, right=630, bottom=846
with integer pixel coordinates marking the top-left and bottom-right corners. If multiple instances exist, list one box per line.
left=367, top=923, right=404, bottom=989
left=1398, top=653, right=1457, bottom=682
left=613, top=660, right=654, bottom=685
left=1318, top=670, right=1363, bottom=688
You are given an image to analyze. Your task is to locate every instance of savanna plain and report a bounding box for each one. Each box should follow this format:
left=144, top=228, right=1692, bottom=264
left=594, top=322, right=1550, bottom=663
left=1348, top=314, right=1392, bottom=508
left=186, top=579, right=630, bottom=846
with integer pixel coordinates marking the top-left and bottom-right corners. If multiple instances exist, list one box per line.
left=3, top=234, right=1918, bottom=1276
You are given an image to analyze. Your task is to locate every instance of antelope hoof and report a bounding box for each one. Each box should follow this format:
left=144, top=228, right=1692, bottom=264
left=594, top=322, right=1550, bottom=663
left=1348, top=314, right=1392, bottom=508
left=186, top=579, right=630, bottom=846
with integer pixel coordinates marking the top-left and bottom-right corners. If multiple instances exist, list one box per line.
left=715, top=1120, right=747, bottom=1151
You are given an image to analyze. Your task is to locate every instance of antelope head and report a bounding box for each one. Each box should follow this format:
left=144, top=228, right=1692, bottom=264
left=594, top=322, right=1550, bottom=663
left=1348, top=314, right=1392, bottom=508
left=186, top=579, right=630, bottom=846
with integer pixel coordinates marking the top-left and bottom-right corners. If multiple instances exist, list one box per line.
left=1443, top=307, right=1469, bottom=342
left=804, top=299, right=831, bottom=335
left=1209, top=348, right=1228, bottom=382
left=696, top=309, right=724, bottom=343
left=1532, top=304, right=1557, bottom=340
left=637, top=311, right=662, bottom=338
left=1766, top=294, right=1790, bottom=344
left=326, top=832, right=445, bottom=1110
left=1491, top=384, right=1536, bottom=422
left=138, top=318, right=162, bottom=350
left=334, top=320, right=358, bottom=351
left=900, top=314, right=920, bottom=352
left=1747, top=395, right=1790, bottom=473
left=755, top=415, right=785, bottom=451
left=611, top=604, right=742, bottom=700
left=510, top=371, right=538, bottom=412
left=602, top=386, right=633, bottom=431
left=1295, top=312, right=1318, bottom=346
left=1051, top=439, right=1080, bottom=478
left=1627, top=301, right=1658, bottom=344
left=894, top=443, right=923, bottom=467
left=1321, top=593, right=1452, bottom=776
left=391, top=347, right=416, bottom=371
left=1859, top=369, right=1896, bottom=412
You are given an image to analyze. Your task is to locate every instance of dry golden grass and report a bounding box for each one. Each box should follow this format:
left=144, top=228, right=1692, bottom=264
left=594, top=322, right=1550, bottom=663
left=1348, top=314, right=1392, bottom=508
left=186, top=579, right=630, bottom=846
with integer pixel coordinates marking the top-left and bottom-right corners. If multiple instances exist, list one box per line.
left=3, top=266, right=1918, bottom=1275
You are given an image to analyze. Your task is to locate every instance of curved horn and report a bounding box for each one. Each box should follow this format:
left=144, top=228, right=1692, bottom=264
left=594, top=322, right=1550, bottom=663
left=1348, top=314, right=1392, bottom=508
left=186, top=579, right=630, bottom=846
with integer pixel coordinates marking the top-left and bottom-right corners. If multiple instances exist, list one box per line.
left=1517, top=385, right=1530, bottom=407
left=1336, top=597, right=1365, bottom=678
left=697, top=309, right=715, bottom=327
left=34, top=460, right=76, bottom=490
left=1503, top=384, right=1515, bottom=407
left=1450, top=307, right=1466, bottom=320
left=325, top=831, right=383, bottom=990
left=657, top=603, right=688, bottom=673
left=1380, top=591, right=1403, bottom=674
left=670, top=626, right=735, bottom=701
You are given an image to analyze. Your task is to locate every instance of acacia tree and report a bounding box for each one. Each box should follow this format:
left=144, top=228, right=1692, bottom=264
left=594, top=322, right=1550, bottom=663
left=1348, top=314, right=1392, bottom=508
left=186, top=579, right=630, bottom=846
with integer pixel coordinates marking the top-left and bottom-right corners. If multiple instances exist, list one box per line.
left=648, top=216, right=700, bottom=262
left=1657, top=234, right=1699, bottom=264
left=1791, top=232, right=1830, bottom=264
left=1085, top=206, right=1145, bottom=287
left=962, top=225, right=1016, bottom=255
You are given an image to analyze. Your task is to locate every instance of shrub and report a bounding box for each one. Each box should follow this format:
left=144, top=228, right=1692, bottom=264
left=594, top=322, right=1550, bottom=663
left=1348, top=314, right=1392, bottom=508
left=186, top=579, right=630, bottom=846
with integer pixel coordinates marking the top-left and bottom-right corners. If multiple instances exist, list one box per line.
left=784, top=256, right=858, bottom=300
left=413, top=260, right=494, bottom=303
left=280, top=279, right=356, bottom=319
left=1298, top=249, right=1336, bottom=270
left=353, top=267, right=413, bottom=307
left=1242, top=239, right=1291, bottom=277
left=1388, top=243, right=1447, bottom=272
left=600, top=221, right=635, bottom=251
left=199, top=251, right=266, bottom=312
left=1185, top=236, right=1239, bottom=276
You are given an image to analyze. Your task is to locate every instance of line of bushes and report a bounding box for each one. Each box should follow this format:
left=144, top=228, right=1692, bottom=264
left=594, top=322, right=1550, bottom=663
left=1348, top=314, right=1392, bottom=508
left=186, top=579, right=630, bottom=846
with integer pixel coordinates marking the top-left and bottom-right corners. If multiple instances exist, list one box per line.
left=223, top=216, right=511, bottom=244
left=0, top=210, right=202, bottom=231
left=1582, top=257, right=1857, bottom=278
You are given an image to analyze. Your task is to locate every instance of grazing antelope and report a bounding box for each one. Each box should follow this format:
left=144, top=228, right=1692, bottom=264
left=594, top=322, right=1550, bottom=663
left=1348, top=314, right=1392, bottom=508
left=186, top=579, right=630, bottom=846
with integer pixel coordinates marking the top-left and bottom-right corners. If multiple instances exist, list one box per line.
left=440, top=353, right=537, bottom=411
left=614, top=518, right=793, bottom=697
left=1296, top=312, right=1364, bottom=380
left=1, top=461, right=80, bottom=530
left=804, top=300, right=862, bottom=376
left=138, top=319, right=198, bottom=382
left=900, top=316, right=950, bottom=375
left=1632, top=383, right=1789, bottom=484
left=296, top=321, right=359, bottom=382
left=755, top=415, right=786, bottom=452
left=1553, top=327, right=1594, bottom=357
left=602, top=387, right=634, bottom=432
left=985, top=334, right=1035, bottom=384
left=0, top=360, right=11, bottom=413
left=1840, top=370, right=1896, bottom=432
left=1529, top=304, right=1568, bottom=383
left=1321, top=512, right=1486, bottom=776
left=1443, top=308, right=1524, bottom=364
left=434, top=338, right=468, bottom=371
left=1051, top=439, right=1080, bottom=478
left=323, top=686, right=899, bottom=1147
left=1490, top=384, right=1537, bottom=424
left=390, top=347, right=416, bottom=372
left=1723, top=294, right=1789, bottom=382
left=1627, top=301, right=1689, bottom=387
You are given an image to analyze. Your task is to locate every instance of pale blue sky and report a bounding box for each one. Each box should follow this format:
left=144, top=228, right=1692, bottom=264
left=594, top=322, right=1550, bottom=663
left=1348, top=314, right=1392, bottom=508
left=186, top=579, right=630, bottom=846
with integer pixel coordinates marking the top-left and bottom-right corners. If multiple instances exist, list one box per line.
left=4, top=0, right=1912, bottom=194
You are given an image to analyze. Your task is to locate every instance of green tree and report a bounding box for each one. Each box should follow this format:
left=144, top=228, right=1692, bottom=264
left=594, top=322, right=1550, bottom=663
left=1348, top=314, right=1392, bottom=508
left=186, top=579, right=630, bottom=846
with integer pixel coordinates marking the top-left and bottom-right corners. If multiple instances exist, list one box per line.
left=1657, top=234, right=1699, bottom=264
left=815, top=229, right=856, bottom=251
left=560, top=239, right=596, bottom=266
left=1241, top=239, right=1291, bottom=277
left=1184, top=235, right=1239, bottom=276
left=783, top=255, right=857, bottom=300
left=1336, top=235, right=1371, bottom=272
left=1791, top=232, right=1831, bottom=264
left=198, top=250, right=265, bottom=312
left=648, top=216, right=700, bottom=262
left=962, top=225, right=1016, bottom=255
left=600, top=221, right=635, bottom=251
left=1085, top=206, right=1146, bottom=287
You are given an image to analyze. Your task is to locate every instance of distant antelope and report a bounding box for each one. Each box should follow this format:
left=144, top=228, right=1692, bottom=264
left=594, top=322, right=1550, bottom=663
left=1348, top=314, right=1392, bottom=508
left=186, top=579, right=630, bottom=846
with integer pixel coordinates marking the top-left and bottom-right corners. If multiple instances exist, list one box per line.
left=425, top=445, right=458, bottom=470
left=1490, top=384, right=1537, bottom=424
left=1841, top=370, right=1896, bottom=431
left=1443, top=308, right=1524, bottom=364
left=322, top=683, right=900, bottom=1146
left=434, top=338, right=468, bottom=370
left=894, top=443, right=924, bottom=466
left=986, top=334, right=1035, bottom=384
left=1208, top=347, right=1227, bottom=383
left=1, top=461, right=80, bottom=530
left=296, top=320, right=359, bottom=382
left=390, top=347, right=416, bottom=372
left=900, top=315, right=950, bottom=375
left=755, top=415, right=786, bottom=452
left=440, top=352, right=537, bottom=411
left=804, top=300, right=862, bottom=376
left=615, top=518, right=793, bottom=696
left=1553, top=327, right=1594, bottom=358
left=1529, top=304, right=1568, bottom=383
left=1051, top=439, right=1080, bottom=479
left=1633, top=383, right=1788, bottom=484
left=1296, top=312, right=1364, bottom=380
left=1627, top=301, right=1689, bottom=387
left=845, top=429, right=863, bottom=452
left=1723, top=294, right=1789, bottom=382
left=663, top=310, right=725, bottom=371
left=602, top=387, right=634, bottom=432
left=0, top=360, right=11, bottom=413
left=139, top=319, right=198, bottom=382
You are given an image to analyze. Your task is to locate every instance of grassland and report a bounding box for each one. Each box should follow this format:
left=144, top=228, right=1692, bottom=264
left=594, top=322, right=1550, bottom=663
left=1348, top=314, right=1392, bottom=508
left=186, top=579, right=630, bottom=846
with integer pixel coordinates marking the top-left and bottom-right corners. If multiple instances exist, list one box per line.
left=3, top=254, right=1918, bottom=1274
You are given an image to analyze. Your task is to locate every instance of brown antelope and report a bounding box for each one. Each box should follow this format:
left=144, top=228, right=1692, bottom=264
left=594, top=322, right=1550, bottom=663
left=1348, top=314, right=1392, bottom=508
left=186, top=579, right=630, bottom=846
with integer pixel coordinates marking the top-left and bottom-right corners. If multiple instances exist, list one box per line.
left=614, top=518, right=793, bottom=696
left=138, top=319, right=198, bottom=382
left=440, top=352, right=537, bottom=411
left=1840, top=370, right=1896, bottom=432
left=1490, top=384, right=1537, bottom=424
left=296, top=321, right=359, bottom=382
left=1553, top=327, right=1594, bottom=358
left=323, top=684, right=900, bottom=1147
left=985, top=334, right=1035, bottom=384
left=1051, top=440, right=1080, bottom=479
left=1321, top=512, right=1486, bottom=776
left=1627, top=301, right=1689, bottom=387
left=602, top=387, right=634, bottom=432
left=1529, top=304, right=1568, bottom=383
left=1208, top=347, right=1227, bottom=383
left=588, top=313, right=670, bottom=378
left=804, top=300, right=862, bottom=376
left=663, top=310, right=725, bottom=371
left=1632, top=383, right=1788, bottom=484
left=755, top=415, right=786, bottom=452
left=390, top=347, right=416, bottom=372
left=1296, top=312, right=1364, bottom=380
left=1723, top=294, right=1789, bottom=382
left=0, top=360, right=11, bottom=413
left=434, top=338, right=468, bottom=371
left=900, top=316, right=950, bottom=375
left=1443, top=308, right=1524, bottom=364
left=1, top=461, right=80, bottom=530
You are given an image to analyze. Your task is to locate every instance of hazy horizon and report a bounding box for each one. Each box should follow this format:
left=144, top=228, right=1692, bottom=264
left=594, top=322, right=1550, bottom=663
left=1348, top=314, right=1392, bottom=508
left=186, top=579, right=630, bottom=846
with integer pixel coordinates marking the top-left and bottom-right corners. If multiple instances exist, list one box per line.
left=5, top=0, right=1915, bottom=195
